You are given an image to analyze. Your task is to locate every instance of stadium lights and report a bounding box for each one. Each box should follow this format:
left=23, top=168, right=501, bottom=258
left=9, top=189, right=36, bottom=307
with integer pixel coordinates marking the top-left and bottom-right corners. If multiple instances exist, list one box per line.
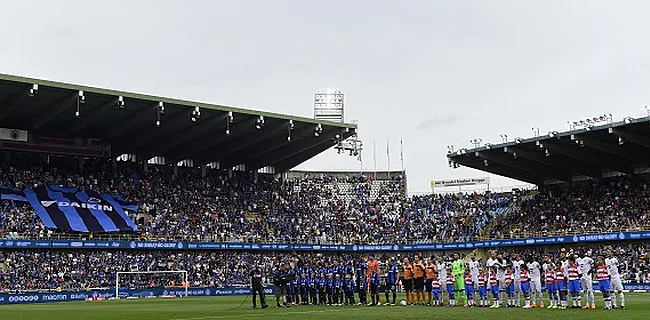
left=190, top=107, right=201, bottom=122
left=569, top=114, right=613, bottom=130
left=623, top=116, right=633, bottom=124
left=287, top=120, right=294, bottom=141
left=484, top=143, right=491, bottom=149
left=156, top=102, right=164, bottom=127
left=469, top=138, right=482, bottom=148
left=113, top=96, right=125, bottom=110
left=500, top=134, right=508, bottom=143
left=548, top=131, right=559, bottom=137
left=254, top=115, right=265, bottom=130
left=532, top=127, right=540, bottom=137
left=314, top=124, right=323, bottom=137
left=28, top=84, right=39, bottom=98
left=226, top=111, right=233, bottom=135
left=446, top=145, right=455, bottom=154
left=459, top=148, right=467, bottom=155
left=515, top=137, right=522, bottom=144
left=75, top=90, right=85, bottom=118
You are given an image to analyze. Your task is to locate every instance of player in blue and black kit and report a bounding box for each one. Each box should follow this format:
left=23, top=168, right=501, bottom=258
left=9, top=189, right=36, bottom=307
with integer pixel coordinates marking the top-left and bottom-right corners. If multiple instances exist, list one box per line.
left=344, top=274, right=356, bottom=305
left=358, top=273, right=368, bottom=305
left=369, top=269, right=381, bottom=306
left=334, top=274, right=343, bottom=305
left=385, top=258, right=399, bottom=305
left=309, top=271, right=319, bottom=305
left=356, top=258, right=368, bottom=305
left=326, top=273, right=335, bottom=305
left=299, top=273, right=309, bottom=305
left=318, top=273, right=327, bottom=305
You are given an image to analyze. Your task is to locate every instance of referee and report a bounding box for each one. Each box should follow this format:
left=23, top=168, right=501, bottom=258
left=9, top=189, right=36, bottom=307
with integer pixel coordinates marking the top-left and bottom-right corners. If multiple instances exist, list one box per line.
left=250, top=264, right=268, bottom=309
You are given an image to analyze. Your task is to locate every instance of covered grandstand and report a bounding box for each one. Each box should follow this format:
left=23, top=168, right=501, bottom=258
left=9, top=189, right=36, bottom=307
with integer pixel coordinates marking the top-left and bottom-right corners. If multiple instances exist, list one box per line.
left=0, top=73, right=357, bottom=174
left=447, top=116, right=650, bottom=185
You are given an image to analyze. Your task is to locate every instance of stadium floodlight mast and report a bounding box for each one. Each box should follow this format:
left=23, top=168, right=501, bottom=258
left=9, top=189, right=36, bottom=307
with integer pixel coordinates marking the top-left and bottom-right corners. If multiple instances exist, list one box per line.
left=115, top=270, right=188, bottom=299
left=446, top=145, right=455, bottom=154
left=500, top=134, right=508, bottom=142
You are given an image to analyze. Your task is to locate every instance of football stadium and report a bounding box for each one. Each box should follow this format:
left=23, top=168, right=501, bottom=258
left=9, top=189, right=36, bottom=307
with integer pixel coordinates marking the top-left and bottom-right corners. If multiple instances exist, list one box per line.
left=3, top=2, right=650, bottom=320
left=1, top=72, right=650, bottom=320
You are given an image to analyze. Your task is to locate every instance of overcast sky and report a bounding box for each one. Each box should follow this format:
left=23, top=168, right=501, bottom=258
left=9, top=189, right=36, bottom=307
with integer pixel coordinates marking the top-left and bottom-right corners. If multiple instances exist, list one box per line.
left=1, top=0, right=650, bottom=193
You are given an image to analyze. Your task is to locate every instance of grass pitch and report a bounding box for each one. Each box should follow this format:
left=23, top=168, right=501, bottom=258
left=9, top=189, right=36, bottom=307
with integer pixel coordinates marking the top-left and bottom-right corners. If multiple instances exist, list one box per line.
left=1, top=294, right=649, bottom=320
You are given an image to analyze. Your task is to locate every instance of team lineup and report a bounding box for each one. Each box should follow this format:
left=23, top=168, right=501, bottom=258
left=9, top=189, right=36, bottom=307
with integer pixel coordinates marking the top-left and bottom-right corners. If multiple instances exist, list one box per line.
left=268, top=248, right=627, bottom=311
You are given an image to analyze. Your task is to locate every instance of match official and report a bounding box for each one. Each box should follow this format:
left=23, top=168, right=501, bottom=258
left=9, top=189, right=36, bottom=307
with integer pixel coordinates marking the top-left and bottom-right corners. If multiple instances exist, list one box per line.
left=250, top=264, right=268, bottom=309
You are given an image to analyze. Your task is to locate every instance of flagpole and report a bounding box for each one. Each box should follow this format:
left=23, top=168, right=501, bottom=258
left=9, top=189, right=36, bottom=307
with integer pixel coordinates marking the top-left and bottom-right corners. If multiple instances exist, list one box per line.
left=400, top=139, right=404, bottom=172
left=373, top=139, right=377, bottom=180
left=387, top=138, right=391, bottom=178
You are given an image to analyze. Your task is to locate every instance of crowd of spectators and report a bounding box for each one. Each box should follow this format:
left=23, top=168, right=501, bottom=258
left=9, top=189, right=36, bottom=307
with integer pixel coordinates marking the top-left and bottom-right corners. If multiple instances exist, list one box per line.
left=1, top=153, right=650, bottom=246
left=489, top=177, right=650, bottom=239
left=1, top=155, right=514, bottom=244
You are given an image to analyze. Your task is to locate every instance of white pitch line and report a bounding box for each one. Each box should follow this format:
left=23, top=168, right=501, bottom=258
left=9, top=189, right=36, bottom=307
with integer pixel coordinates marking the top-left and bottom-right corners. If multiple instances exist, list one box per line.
left=171, top=308, right=366, bottom=320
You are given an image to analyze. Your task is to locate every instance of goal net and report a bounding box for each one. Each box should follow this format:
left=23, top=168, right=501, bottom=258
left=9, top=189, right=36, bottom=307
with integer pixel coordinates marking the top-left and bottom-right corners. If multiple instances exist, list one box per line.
left=115, top=270, right=188, bottom=299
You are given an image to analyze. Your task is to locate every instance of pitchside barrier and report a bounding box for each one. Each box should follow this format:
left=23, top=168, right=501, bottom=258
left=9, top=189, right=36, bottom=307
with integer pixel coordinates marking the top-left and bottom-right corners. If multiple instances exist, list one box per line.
left=1, top=284, right=650, bottom=305
left=1, top=230, right=650, bottom=251
left=0, top=287, right=274, bottom=305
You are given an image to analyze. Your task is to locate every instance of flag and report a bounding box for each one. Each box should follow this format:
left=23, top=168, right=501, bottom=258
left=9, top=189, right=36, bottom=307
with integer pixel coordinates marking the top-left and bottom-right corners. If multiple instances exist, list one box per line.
left=0, top=184, right=27, bottom=201
left=0, top=185, right=138, bottom=233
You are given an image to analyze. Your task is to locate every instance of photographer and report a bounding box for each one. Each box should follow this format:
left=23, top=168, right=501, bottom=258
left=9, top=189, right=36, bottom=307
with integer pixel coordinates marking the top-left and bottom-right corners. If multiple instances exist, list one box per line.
left=250, top=264, right=268, bottom=309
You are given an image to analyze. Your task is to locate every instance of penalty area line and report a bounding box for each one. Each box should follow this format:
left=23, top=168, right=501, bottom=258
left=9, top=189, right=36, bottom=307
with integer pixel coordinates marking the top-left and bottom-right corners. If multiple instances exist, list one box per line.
left=171, top=308, right=365, bottom=320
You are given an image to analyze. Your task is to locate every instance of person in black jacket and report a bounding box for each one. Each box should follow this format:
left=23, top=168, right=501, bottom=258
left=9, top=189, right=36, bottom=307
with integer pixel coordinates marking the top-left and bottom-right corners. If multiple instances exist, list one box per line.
left=250, top=264, right=268, bottom=309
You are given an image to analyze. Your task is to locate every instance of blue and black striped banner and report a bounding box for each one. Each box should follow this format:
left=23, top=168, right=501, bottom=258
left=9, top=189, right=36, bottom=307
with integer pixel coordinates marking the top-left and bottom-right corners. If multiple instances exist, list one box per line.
left=1, top=185, right=138, bottom=233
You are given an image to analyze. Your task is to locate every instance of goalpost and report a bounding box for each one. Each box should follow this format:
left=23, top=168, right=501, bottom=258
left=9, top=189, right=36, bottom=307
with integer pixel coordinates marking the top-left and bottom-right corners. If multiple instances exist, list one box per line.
left=115, top=270, right=188, bottom=299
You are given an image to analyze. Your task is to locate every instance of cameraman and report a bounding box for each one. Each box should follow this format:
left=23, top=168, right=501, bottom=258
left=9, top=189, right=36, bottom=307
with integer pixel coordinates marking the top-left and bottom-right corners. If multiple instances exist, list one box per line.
left=250, top=264, right=268, bottom=309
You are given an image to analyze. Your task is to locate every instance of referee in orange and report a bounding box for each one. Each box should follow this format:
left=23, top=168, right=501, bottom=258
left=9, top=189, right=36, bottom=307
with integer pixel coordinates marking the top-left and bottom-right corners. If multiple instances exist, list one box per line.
left=413, top=255, right=426, bottom=305
left=402, top=258, right=414, bottom=305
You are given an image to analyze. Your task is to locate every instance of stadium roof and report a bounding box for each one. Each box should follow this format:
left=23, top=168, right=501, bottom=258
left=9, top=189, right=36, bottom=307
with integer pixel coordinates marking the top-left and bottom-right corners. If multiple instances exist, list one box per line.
left=0, top=73, right=357, bottom=172
left=447, top=116, right=650, bottom=185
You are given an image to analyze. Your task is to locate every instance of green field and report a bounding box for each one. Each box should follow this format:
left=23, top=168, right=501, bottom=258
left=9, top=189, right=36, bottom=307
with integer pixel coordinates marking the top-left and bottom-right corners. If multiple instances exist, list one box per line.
left=1, top=294, right=649, bottom=320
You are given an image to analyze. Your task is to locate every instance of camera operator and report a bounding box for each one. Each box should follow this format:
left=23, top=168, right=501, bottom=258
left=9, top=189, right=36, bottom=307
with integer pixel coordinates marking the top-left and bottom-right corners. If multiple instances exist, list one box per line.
left=251, top=264, right=268, bottom=309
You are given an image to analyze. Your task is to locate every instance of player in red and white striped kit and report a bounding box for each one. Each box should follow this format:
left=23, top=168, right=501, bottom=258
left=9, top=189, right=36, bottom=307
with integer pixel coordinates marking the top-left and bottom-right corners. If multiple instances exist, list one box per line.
left=596, top=256, right=613, bottom=310
left=567, top=256, right=582, bottom=309
left=555, top=261, right=568, bottom=309
left=545, top=264, right=558, bottom=309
